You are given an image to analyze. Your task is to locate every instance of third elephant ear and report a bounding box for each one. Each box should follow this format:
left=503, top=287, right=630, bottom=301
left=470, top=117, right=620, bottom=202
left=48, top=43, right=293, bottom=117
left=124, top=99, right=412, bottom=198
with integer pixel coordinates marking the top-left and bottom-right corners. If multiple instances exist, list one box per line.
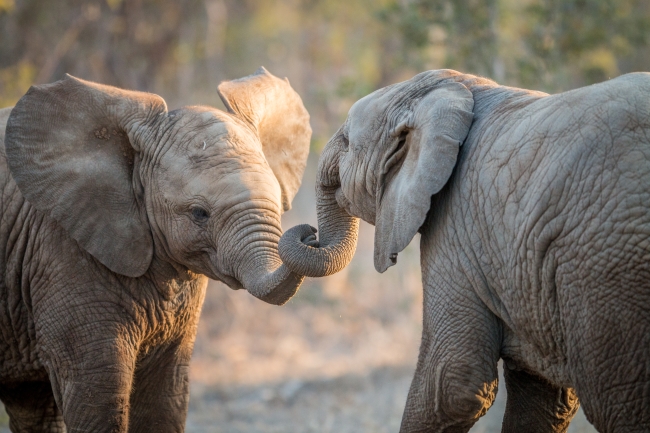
left=218, top=67, right=312, bottom=212
left=374, top=81, right=474, bottom=273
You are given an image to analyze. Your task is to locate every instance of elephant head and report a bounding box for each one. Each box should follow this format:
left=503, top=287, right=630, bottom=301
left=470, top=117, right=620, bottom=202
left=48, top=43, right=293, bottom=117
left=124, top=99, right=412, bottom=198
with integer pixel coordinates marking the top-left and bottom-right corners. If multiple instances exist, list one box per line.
left=280, top=70, right=473, bottom=275
left=5, top=67, right=311, bottom=305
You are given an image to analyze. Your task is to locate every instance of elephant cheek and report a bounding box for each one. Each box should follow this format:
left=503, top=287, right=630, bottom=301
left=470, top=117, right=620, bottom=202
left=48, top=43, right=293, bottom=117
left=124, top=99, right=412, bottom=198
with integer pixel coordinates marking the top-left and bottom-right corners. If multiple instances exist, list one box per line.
left=335, top=188, right=373, bottom=224
left=335, top=188, right=352, bottom=212
left=202, top=251, right=244, bottom=290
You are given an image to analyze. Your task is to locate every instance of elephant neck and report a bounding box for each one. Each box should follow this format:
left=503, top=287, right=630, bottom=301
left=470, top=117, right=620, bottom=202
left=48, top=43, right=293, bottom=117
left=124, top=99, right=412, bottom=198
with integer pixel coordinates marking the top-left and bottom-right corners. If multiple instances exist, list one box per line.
left=143, top=255, right=202, bottom=299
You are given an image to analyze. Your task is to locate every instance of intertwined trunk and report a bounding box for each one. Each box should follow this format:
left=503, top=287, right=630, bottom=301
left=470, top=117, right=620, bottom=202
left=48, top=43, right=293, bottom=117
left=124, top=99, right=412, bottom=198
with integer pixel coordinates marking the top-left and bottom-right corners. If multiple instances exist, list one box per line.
left=279, top=135, right=360, bottom=277
left=232, top=213, right=305, bottom=306
left=239, top=246, right=304, bottom=306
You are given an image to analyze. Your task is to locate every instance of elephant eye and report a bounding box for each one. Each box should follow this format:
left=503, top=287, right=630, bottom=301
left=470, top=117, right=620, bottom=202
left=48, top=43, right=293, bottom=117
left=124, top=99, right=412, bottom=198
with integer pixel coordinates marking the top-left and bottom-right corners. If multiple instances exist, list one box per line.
left=191, top=206, right=210, bottom=222
left=384, top=131, right=408, bottom=174
left=340, top=132, right=350, bottom=151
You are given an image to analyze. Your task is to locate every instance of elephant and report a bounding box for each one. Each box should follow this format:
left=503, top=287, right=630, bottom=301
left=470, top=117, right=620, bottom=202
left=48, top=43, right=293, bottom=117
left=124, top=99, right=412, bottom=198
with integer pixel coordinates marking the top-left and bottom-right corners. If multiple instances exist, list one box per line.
left=279, top=69, right=650, bottom=432
left=0, top=67, right=311, bottom=432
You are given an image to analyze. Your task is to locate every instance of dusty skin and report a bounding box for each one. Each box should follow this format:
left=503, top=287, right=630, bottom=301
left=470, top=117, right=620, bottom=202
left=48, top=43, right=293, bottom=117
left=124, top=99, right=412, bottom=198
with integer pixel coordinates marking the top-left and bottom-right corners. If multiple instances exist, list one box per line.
left=280, top=69, right=650, bottom=432
left=0, top=67, right=311, bottom=432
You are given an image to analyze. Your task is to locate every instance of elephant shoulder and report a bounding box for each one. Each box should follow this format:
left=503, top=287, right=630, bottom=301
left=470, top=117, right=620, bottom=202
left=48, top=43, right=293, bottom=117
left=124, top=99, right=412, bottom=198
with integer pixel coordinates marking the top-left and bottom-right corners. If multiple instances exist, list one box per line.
left=0, top=107, right=13, bottom=179
left=0, top=106, right=12, bottom=152
left=592, top=74, right=650, bottom=137
left=539, top=75, right=650, bottom=137
left=581, top=73, right=650, bottom=116
left=612, top=73, right=650, bottom=121
left=609, top=72, right=650, bottom=91
left=0, top=106, right=11, bottom=123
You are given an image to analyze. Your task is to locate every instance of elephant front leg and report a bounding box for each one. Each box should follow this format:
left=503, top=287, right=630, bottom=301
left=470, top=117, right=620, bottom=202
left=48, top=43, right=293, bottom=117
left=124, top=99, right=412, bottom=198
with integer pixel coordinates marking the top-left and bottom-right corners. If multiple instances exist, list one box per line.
left=400, top=276, right=501, bottom=433
left=128, top=340, right=194, bottom=433
left=48, top=359, right=135, bottom=433
left=501, top=365, right=579, bottom=433
left=41, top=324, right=137, bottom=432
left=0, top=381, right=64, bottom=433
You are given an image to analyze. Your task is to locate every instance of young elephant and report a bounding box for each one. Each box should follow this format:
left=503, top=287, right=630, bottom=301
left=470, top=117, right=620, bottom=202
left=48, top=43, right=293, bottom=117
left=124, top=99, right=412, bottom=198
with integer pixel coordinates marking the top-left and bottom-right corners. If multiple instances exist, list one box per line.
left=0, top=67, right=310, bottom=432
left=280, top=69, right=650, bottom=432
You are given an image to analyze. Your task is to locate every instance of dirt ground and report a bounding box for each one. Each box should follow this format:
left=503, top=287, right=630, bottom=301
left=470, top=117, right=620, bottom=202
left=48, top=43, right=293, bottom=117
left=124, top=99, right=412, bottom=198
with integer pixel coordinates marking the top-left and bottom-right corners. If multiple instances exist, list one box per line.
left=0, top=254, right=598, bottom=433
left=185, top=363, right=597, bottom=433
left=0, top=366, right=596, bottom=433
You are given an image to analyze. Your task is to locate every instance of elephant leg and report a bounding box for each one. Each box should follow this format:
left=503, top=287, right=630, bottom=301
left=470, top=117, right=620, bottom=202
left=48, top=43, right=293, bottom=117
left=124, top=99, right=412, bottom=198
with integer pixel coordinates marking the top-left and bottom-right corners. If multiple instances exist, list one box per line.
left=128, top=340, right=194, bottom=433
left=0, top=381, right=64, bottom=433
left=399, top=273, right=501, bottom=433
left=48, top=359, right=134, bottom=433
left=501, top=365, right=579, bottom=433
left=41, top=322, right=136, bottom=432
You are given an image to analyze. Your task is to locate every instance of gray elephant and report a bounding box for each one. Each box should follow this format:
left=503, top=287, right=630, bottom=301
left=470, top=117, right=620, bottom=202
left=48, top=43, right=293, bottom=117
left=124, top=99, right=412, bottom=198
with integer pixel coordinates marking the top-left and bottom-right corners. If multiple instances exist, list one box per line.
left=0, top=67, right=311, bottom=432
left=279, top=69, right=650, bottom=432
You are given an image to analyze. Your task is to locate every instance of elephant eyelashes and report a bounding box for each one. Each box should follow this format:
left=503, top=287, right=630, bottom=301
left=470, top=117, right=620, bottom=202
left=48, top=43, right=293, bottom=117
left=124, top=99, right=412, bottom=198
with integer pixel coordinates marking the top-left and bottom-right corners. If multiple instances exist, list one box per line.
left=191, top=206, right=210, bottom=223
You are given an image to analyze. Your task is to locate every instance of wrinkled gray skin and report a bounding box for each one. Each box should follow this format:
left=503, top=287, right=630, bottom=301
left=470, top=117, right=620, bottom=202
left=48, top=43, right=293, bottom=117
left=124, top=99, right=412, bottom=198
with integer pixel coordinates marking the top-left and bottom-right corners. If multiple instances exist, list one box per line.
left=280, top=69, right=650, bottom=432
left=0, top=67, right=311, bottom=432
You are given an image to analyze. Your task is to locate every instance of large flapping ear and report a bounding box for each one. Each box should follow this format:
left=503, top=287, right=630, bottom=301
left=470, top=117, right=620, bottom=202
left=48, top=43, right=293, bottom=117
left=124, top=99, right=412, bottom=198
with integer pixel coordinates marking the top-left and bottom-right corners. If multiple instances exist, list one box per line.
left=218, top=67, right=311, bottom=212
left=374, top=81, right=474, bottom=272
left=5, top=75, right=167, bottom=277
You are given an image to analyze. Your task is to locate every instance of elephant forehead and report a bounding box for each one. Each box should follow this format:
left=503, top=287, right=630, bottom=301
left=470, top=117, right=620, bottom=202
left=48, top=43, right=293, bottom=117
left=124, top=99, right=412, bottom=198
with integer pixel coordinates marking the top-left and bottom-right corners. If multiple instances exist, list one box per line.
left=349, top=92, right=389, bottom=130
left=347, top=87, right=410, bottom=145
left=168, top=106, right=260, bottom=151
left=155, top=159, right=281, bottom=214
left=154, top=114, right=278, bottom=206
left=185, top=166, right=281, bottom=204
left=161, top=109, right=267, bottom=170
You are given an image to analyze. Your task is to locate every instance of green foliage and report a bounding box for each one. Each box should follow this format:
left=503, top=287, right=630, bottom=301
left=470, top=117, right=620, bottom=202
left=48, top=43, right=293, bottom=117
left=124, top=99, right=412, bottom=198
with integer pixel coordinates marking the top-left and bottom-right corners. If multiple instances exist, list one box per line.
left=522, top=0, right=650, bottom=88
left=379, top=0, right=650, bottom=91
left=0, top=0, right=14, bottom=13
left=0, top=0, right=649, bottom=143
left=0, top=61, right=35, bottom=107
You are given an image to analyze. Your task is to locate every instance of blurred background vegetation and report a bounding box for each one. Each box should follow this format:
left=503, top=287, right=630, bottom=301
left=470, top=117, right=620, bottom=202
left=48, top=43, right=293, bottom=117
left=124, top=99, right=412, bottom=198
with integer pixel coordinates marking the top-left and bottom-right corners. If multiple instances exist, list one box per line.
left=1, top=1, right=648, bottom=431
left=2, top=0, right=650, bottom=149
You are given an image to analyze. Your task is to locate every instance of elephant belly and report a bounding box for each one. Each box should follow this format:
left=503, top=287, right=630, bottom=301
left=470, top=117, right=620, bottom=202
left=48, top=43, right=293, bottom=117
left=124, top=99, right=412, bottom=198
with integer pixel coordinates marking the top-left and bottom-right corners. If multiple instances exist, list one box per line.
left=499, top=325, right=573, bottom=387
left=506, top=119, right=650, bottom=403
left=471, top=79, right=650, bottom=393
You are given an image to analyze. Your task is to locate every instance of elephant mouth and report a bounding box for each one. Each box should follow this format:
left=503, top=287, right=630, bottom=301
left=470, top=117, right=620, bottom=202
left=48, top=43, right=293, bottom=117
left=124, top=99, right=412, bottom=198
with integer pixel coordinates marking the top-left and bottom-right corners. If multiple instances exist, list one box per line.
left=335, top=188, right=352, bottom=211
left=215, top=273, right=244, bottom=290
left=203, top=257, right=244, bottom=290
left=335, top=186, right=375, bottom=225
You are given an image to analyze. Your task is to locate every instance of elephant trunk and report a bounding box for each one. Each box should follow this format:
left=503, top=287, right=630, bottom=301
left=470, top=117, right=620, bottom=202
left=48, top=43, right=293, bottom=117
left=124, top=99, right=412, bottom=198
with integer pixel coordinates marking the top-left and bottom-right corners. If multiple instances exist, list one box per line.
left=231, top=214, right=305, bottom=306
left=240, top=259, right=304, bottom=306
left=279, top=135, right=360, bottom=277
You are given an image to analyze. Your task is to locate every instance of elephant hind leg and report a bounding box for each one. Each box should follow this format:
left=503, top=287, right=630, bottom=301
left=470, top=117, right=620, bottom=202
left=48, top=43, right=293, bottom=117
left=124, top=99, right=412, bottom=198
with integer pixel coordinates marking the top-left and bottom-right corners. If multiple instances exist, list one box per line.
left=0, top=381, right=65, bottom=433
left=501, top=365, right=579, bottom=433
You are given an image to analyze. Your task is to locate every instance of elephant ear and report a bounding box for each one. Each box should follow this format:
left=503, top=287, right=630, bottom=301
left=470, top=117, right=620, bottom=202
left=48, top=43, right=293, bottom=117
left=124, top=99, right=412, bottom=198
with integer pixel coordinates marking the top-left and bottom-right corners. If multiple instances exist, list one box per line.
left=374, top=81, right=474, bottom=272
left=218, top=67, right=311, bottom=212
left=5, top=74, right=167, bottom=277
